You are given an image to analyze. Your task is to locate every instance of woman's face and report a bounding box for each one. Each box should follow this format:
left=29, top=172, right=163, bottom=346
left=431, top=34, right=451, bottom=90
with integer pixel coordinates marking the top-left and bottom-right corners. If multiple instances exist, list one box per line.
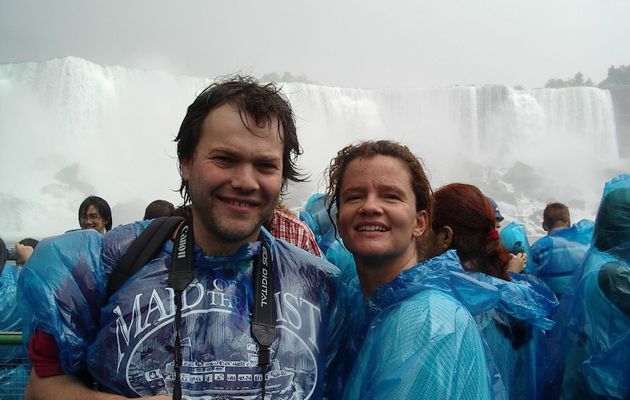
left=337, top=155, right=426, bottom=266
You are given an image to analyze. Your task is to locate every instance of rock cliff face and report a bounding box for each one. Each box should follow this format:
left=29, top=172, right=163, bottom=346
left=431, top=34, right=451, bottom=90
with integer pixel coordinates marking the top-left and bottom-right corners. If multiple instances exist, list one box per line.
left=609, top=86, right=630, bottom=157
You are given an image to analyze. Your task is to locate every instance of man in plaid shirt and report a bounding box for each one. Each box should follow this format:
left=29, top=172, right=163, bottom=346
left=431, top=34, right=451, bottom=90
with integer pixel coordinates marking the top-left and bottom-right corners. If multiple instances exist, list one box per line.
left=267, top=204, right=322, bottom=257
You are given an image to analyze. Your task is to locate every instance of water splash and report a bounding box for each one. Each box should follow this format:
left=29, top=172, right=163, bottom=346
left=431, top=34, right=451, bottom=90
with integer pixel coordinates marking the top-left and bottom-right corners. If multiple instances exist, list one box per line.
left=0, top=57, right=626, bottom=242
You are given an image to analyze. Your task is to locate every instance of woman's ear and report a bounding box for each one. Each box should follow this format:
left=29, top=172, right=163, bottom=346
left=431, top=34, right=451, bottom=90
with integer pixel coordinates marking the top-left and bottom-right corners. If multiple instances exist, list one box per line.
left=413, top=210, right=429, bottom=238
left=336, top=212, right=344, bottom=240
left=438, top=226, right=454, bottom=251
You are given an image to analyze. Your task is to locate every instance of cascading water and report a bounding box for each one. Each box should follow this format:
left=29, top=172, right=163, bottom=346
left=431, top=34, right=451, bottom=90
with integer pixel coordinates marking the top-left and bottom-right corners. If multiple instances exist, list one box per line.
left=1, top=57, right=627, bottom=243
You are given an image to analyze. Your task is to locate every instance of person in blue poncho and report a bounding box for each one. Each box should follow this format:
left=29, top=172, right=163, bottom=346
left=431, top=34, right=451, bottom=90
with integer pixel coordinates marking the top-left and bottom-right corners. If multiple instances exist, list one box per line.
left=524, top=203, right=594, bottom=398
left=325, top=140, right=495, bottom=400
left=19, top=76, right=348, bottom=400
left=559, top=174, right=630, bottom=400
left=300, top=193, right=357, bottom=284
left=529, top=203, right=594, bottom=298
left=425, top=183, right=557, bottom=400
left=499, top=221, right=532, bottom=266
left=1, top=237, right=30, bottom=399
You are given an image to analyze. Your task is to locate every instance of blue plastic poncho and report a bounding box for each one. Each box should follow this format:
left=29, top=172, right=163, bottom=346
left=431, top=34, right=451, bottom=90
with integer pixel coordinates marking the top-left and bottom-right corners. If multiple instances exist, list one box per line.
left=19, top=221, right=348, bottom=398
left=343, top=251, right=558, bottom=400
left=559, top=174, right=630, bottom=400
left=299, top=193, right=336, bottom=244
left=500, top=221, right=532, bottom=260
left=0, top=263, right=29, bottom=398
left=300, top=193, right=357, bottom=284
left=529, top=219, right=594, bottom=297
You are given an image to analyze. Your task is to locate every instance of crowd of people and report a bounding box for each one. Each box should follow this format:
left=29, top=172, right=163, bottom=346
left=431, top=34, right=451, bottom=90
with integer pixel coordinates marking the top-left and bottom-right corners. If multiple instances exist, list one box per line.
left=1, top=75, right=628, bottom=400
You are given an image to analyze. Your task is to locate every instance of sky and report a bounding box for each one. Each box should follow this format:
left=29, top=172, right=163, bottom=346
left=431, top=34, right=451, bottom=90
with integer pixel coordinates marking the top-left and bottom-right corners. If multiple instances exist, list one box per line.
left=1, top=0, right=629, bottom=89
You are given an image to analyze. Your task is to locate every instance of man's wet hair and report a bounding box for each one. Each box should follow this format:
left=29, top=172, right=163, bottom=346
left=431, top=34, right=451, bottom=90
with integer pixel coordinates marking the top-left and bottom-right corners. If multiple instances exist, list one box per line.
left=543, top=202, right=570, bottom=229
left=143, top=199, right=175, bottom=220
left=175, top=75, right=305, bottom=203
left=19, top=238, right=39, bottom=248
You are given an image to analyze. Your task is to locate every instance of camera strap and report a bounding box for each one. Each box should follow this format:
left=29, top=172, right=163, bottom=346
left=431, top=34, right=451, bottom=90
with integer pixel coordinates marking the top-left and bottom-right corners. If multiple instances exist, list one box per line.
left=168, top=217, right=194, bottom=400
left=168, top=217, right=276, bottom=400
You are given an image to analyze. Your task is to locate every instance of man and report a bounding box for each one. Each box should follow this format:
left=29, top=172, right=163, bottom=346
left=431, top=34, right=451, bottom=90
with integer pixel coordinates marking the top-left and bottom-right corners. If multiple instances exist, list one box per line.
left=78, top=195, right=113, bottom=234
left=529, top=202, right=593, bottom=297
left=20, top=76, right=346, bottom=399
left=143, top=200, right=175, bottom=220
left=264, top=201, right=321, bottom=257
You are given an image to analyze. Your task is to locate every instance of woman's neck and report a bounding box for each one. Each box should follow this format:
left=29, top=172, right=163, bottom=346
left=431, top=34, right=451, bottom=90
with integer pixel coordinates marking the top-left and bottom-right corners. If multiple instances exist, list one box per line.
left=356, top=251, right=418, bottom=298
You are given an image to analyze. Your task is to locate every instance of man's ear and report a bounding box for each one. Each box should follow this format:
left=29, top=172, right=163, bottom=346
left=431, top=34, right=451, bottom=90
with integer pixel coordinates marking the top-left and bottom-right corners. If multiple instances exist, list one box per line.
left=542, top=221, right=549, bottom=232
left=181, top=158, right=191, bottom=181
left=412, top=210, right=429, bottom=238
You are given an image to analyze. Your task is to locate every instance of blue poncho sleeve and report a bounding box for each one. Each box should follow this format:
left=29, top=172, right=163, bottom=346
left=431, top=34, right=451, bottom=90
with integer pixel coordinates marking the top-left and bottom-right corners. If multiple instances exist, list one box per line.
left=18, top=229, right=106, bottom=374
left=1, top=263, right=30, bottom=397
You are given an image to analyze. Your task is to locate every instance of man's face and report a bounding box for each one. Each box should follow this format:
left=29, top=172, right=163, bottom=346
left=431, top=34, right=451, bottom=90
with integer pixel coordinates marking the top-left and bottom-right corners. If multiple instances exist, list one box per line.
left=182, top=103, right=284, bottom=253
left=79, top=204, right=107, bottom=234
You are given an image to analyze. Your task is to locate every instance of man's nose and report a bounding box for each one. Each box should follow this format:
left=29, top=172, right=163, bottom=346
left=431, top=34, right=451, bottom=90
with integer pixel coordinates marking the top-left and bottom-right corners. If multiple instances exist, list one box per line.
left=231, top=164, right=260, bottom=192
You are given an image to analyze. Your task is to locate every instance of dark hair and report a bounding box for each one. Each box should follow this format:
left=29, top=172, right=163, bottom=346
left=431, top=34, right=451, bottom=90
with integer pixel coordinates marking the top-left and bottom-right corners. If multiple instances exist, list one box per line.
left=0, top=237, right=6, bottom=269
left=78, top=195, right=112, bottom=231
left=433, top=183, right=511, bottom=281
left=19, top=238, right=39, bottom=248
left=175, top=75, right=305, bottom=202
left=326, top=140, right=433, bottom=223
left=143, top=199, right=175, bottom=220
left=543, top=202, right=570, bottom=229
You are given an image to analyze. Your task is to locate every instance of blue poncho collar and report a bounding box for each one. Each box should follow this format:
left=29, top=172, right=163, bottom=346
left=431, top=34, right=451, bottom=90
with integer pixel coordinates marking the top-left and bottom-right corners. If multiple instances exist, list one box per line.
left=367, top=250, right=558, bottom=330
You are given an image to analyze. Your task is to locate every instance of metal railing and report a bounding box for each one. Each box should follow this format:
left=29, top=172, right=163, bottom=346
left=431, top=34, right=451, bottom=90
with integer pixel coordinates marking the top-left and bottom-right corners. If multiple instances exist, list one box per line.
left=0, top=331, right=31, bottom=400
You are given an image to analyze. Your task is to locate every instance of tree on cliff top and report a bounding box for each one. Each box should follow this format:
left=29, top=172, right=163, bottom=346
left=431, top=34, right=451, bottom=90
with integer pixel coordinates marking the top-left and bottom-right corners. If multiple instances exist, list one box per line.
left=599, top=65, right=630, bottom=87
left=545, top=72, right=595, bottom=88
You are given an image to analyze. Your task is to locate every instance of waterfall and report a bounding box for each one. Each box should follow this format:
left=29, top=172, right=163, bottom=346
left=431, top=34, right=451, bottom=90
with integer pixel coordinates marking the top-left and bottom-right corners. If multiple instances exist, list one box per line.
left=1, top=57, right=626, bottom=242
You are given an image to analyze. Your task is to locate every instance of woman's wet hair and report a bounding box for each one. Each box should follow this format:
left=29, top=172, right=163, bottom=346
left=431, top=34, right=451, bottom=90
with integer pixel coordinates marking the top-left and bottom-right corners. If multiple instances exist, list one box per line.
left=326, top=140, right=433, bottom=226
left=433, top=183, right=511, bottom=281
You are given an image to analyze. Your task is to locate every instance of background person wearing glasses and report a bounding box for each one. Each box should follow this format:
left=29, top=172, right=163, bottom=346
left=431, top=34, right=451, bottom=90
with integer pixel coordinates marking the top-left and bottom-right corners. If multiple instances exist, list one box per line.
left=78, top=195, right=112, bottom=234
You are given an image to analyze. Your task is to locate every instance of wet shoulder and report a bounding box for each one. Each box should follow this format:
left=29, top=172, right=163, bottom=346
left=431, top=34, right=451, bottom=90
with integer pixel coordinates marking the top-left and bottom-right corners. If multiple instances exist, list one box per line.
left=273, top=238, right=340, bottom=280
left=381, top=288, right=478, bottom=338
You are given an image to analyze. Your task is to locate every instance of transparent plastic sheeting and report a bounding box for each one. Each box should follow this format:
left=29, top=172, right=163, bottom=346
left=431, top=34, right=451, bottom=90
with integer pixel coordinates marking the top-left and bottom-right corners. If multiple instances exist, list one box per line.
left=500, top=221, right=532, bottom=260
left=1, top=264, right=30, bottom=399
left=528, top=219, right=594, bottom=297
left=344, top=251, right=558, bottom=399
left=560, top=174, right=630, bottom=399
left=300, top=193, right=357, bottom=284
left=18, top=221, right=348, bottom=398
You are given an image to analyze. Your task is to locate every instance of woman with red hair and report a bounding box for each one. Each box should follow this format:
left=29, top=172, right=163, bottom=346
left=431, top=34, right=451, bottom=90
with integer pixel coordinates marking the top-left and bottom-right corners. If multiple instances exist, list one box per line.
left=422, top=183, right=555, bottom=399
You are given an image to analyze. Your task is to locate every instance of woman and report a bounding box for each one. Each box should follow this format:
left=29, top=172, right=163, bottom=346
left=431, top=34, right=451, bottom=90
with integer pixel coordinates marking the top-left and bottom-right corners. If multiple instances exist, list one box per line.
left=328, top=140, right=494, bottom=399
left=423, top=183, right=555, bottom=399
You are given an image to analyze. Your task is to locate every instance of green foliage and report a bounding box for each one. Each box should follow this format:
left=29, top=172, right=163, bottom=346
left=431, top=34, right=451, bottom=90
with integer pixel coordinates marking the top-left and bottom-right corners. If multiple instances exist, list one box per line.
left=599, top=65, right=630, bottom=87
left=544, top=72, right=595, bottom=88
